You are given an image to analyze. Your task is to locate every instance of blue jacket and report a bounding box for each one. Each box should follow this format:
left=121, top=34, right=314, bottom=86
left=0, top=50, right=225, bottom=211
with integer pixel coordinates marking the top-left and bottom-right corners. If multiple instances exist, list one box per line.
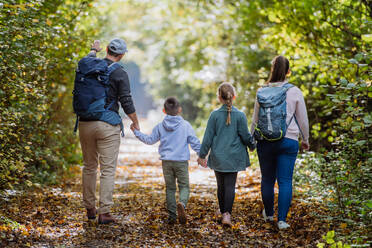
left=134, top=115, right=201, bottom=161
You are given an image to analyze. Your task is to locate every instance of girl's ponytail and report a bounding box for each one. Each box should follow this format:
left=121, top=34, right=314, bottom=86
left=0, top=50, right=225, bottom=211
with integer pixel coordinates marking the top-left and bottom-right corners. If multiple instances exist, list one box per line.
left=226, top=91, right=232, bottom=125
left=217, top=83, right=235, bottom=126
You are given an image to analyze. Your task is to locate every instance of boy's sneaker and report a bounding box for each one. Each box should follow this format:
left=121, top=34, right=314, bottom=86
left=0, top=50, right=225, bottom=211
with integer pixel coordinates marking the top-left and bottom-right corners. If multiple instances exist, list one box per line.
left=262, top=209, right=274, bottom=222
left=177, top=203, right=187, bottom=224
left=166, top=217, right=177, bottom=225
left=278, top=221, right=290, bottom=230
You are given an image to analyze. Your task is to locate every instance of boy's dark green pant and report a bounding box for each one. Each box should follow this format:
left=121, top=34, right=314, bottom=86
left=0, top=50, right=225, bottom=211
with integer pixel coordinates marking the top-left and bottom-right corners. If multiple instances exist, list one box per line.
left=162, top=160, right=190, bottom=220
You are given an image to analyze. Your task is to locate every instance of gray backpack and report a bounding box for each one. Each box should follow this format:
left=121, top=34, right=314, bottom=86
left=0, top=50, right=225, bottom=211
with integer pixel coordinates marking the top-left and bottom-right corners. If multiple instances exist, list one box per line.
left=254, top=83, right=302, bottom=141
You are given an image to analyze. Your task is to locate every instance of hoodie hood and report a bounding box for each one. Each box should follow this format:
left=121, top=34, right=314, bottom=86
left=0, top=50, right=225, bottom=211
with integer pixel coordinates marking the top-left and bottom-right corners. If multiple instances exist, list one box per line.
left=162, top=115, right=183, bottom=131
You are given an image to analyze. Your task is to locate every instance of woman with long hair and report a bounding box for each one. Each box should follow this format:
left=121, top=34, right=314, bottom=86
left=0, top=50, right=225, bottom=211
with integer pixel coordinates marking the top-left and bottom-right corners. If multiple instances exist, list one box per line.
left=251, top=55, right=310, bottom=230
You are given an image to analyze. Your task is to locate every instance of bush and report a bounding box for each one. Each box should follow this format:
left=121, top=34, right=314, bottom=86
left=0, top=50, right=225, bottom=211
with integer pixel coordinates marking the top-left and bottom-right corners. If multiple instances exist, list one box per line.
left=0, top=0, right=96, bottom=189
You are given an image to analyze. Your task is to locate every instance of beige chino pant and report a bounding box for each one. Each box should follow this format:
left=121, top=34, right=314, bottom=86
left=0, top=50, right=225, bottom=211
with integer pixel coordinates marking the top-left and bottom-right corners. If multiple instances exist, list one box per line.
left=79, top=121, right=121, bottom=214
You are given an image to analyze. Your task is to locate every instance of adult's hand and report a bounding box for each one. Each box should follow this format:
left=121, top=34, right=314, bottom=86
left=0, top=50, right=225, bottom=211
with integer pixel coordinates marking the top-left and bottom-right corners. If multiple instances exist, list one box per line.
left=197, top=157, right=207, bottom=168
left=131, top=122, right=140, bottom=131
left=91, top=40, right=102, bottom=52
left=127, top=112, right=140, bottom=131
left=301, top=141, right=310, bottom=151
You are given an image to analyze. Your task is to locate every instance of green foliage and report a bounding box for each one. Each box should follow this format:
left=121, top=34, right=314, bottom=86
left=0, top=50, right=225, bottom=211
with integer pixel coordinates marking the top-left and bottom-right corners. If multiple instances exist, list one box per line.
left=317, top=231, right=351, bottom=248
left=0, top=0, right=96, bottom=189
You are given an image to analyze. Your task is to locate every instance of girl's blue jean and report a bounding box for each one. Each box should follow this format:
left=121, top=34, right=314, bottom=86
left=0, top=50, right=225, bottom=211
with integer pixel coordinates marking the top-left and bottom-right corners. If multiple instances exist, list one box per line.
left=257, top=138, right=299, bottom=222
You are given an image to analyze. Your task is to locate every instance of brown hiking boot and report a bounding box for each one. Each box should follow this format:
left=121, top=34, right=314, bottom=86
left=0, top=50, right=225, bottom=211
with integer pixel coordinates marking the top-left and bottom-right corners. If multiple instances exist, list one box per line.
left=177, top=203, right=187, bottom=224
left=86, top=208, right=96, bottom=220
left=221, top=212, right=232, bottom=227
left=98, top=213, right=116, bottom=224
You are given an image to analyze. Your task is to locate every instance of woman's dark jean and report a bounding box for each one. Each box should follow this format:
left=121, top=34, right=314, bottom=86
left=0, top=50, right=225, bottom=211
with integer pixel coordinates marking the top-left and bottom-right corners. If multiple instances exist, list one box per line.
left=214, top=171, right=238, bottom=214
left=257, top=138, right=299, bottom=221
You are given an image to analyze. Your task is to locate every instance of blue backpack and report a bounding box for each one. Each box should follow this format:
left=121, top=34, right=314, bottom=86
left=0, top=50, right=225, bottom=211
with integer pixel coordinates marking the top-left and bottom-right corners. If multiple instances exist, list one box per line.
left=254, top=83, right=302, bottom=141
left=73, top=56, right=124, bottom=136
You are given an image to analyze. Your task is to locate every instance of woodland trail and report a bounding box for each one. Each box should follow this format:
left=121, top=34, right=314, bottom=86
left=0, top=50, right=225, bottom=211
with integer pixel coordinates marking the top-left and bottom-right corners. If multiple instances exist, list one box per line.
left=0, top=119, right=330, bottom=247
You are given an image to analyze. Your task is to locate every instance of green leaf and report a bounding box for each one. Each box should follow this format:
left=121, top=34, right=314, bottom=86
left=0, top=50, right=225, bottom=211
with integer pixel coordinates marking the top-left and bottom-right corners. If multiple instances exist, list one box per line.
left=355, top=140, right=366, bottom=146
left=326, top=231, right=335, bottom=239
left=339, top=78, right=348, bottom=86
left=361, top=34, right=372, bottom=42
left=348, top=59, right=358, bottom=64
left=365, top=200, right=372, bottom=209
left=363, top=115, right=372, bottom=124
left=354, top=53, right=363, bottom=62
left=326, top=237, right=335, bottom=244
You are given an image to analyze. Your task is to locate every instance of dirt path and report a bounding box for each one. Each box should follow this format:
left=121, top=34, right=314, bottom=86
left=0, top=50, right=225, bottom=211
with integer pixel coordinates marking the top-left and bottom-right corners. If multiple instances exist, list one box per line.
left=0, top=120, right=329, bottom=247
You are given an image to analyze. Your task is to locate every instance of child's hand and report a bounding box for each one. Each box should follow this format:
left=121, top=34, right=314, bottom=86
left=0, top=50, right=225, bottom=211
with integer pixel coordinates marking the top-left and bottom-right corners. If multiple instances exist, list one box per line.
left=130, top=123, right=138, bottom=132
left=197, top=157, right=207, bottom=168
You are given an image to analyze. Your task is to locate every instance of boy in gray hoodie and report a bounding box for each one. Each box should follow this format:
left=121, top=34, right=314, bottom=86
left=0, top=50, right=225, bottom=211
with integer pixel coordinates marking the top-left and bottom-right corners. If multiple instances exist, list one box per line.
left=130, top=97, right=201, bottom=224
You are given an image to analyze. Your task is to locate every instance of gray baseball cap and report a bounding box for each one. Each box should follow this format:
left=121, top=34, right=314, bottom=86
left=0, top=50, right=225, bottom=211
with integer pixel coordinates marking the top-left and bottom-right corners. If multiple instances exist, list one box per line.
left=108, top=38, right=128, bottom=55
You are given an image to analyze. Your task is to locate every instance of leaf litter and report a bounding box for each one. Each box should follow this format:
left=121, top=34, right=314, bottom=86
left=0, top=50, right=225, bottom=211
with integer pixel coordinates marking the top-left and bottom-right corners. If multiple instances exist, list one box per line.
left=1, top=134, right=331, bottom=247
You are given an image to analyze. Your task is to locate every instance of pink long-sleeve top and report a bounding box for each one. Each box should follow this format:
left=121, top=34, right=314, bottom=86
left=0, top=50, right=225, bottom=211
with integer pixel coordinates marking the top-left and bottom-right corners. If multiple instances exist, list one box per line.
left=251, top=81, right=310, bottom=142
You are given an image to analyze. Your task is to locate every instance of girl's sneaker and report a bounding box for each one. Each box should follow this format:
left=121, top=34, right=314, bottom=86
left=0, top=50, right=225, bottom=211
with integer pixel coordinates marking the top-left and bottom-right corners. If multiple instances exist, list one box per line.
left=262, top=209, right=274, bottom=222
left=221, top=212, right=232, bottom=227
left=278, top=221, right=290, bottom=230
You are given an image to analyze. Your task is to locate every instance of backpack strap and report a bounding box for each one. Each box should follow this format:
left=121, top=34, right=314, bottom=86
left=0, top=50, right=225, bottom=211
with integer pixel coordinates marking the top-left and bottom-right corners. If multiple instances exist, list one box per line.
left=119, top=121, right=124, bottom=137
left=284, top=83, right=304, bottom=139
left=107, top=62, right=122, bottom=75
left=294, top=114, right=305, bottom=140
left=284, top=82, right=295, bottom=128
left=282, top=82, right=294, bottom=91
left=104, top=62, right=122, bottom=110
left=287, top=113, right=305, bottom=140
left=107, top=62, right=125, bottom=137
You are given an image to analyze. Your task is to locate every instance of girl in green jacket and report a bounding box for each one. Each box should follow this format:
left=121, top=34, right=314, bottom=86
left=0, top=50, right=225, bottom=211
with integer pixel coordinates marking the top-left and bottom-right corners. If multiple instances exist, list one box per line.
left=198, top=82, right=255, bottom=227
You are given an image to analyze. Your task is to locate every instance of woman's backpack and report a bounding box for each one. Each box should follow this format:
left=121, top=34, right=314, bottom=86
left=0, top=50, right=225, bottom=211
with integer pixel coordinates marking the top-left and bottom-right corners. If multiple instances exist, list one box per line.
left=254, top=83, right=301, bottom=141
left=72, top=56, right=124, bottom=136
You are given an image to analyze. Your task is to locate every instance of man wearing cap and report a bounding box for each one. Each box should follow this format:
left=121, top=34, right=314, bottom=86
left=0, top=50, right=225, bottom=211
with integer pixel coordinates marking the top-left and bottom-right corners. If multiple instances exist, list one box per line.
left=79, top=38, right=140, bottom=224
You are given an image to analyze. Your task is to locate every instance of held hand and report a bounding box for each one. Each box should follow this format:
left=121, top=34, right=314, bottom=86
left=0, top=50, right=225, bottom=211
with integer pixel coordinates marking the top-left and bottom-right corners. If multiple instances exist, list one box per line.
left=130, top=122, right=140, bottom=132
left=202, top=159, right=208, bottom=167
left=132, top=122, right=141, bottom=131
left=130, top=123, right=138, bottom=132
left=91, top=40, right=102, bottom=52
left=301, top=141, right=310, bottom=151
left=197, top=157, right=207, bottom=168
